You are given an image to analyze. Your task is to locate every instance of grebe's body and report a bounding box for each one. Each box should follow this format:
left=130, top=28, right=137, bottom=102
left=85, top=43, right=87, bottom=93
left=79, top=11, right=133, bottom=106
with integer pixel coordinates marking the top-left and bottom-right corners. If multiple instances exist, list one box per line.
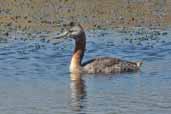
left=82, top=57, right=142, bottom=74
left=57, top=22, right=143, bottom=74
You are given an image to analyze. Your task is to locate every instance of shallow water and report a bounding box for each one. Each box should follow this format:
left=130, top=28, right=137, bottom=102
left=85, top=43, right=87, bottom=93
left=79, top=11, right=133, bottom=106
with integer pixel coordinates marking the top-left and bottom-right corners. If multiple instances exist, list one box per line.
left=0, top=29, right=171, bottom=114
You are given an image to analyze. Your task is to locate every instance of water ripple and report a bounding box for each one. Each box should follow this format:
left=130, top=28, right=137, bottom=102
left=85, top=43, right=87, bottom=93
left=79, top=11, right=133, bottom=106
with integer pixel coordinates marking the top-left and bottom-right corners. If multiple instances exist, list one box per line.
left=0, top=29, right=171, bottom=114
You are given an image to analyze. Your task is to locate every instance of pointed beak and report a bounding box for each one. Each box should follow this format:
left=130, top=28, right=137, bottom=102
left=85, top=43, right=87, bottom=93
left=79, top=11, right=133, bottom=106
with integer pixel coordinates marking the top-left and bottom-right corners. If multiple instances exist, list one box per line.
left=54, top=30, right=69, bottom=39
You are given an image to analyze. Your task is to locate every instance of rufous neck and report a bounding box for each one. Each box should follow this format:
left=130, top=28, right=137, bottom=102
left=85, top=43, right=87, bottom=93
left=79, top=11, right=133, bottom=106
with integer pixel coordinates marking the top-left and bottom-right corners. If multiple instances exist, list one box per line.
left=70, top=32, right=86, bottom=73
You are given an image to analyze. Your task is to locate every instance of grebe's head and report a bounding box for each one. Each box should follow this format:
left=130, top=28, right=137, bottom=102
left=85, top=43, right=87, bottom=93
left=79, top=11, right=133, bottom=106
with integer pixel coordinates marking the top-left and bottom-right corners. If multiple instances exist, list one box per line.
left=56, top=22, right=84, bottom=40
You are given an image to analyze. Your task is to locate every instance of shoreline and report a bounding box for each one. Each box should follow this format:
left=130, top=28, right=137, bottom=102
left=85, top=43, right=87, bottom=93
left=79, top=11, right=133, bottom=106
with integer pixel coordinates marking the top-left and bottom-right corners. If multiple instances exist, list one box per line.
left=0, top=0, right=171, bottom=34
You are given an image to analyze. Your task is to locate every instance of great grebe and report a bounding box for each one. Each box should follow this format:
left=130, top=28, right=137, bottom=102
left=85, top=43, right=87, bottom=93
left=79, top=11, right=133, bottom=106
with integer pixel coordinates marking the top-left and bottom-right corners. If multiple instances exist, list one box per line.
left=56, top=22, right=143, bottom=74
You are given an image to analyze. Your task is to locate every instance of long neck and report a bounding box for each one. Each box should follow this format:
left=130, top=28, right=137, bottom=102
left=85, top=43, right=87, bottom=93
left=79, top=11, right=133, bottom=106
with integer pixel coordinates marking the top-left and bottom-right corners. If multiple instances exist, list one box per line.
left=70, top=32, right=86, bottom=73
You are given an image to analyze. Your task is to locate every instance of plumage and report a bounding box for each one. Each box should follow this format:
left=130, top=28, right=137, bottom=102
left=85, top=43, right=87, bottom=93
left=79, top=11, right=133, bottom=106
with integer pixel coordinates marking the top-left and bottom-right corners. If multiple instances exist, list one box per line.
left=82, top=57, right=142, bottom=74
left=56, top=22, right=143, bottom=74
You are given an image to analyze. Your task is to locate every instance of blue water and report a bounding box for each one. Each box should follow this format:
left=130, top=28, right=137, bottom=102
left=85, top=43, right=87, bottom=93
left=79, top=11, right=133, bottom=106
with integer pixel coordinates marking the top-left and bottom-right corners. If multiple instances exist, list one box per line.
left=0, top=28, right=171, bottom=114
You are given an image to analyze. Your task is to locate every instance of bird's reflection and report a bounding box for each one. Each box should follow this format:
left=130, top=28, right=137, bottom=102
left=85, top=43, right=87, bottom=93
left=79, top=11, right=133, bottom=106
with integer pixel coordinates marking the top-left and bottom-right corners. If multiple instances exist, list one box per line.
left=70, top=73, right=87, bottom=112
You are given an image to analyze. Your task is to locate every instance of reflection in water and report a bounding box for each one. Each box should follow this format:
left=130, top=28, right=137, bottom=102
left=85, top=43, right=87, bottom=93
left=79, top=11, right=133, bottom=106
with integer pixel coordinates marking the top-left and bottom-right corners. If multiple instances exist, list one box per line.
left=70, top=73, right=87, bottom=112
left=0, top=30, right=170, bottom=114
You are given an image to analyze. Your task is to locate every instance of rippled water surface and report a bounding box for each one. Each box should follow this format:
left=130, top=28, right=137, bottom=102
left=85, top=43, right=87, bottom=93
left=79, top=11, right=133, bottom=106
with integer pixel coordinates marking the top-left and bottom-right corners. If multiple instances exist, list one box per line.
left=0, top=29, right=171, bottom=114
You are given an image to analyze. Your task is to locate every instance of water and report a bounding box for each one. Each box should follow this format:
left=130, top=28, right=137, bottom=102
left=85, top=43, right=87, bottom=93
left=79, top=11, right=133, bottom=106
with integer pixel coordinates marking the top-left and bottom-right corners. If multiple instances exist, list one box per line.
left=0, top=29, right=171, bottom=114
